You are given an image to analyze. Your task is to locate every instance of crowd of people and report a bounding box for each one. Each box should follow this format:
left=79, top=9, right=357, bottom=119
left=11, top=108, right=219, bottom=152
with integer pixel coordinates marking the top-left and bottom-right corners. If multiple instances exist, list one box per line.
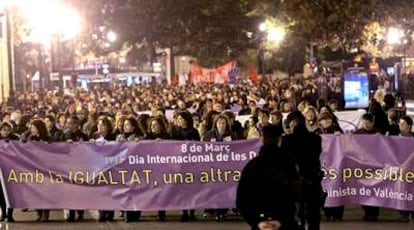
left=0, top=75, right=412, bottom=228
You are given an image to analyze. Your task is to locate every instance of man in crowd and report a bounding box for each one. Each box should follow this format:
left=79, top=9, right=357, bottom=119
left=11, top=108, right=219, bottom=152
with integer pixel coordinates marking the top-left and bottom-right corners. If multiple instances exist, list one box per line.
left=58, top=115, right=89, bottom=222
left=237, top=125, right=299, bottom=230
left=281, top=111, right=324, bottom=230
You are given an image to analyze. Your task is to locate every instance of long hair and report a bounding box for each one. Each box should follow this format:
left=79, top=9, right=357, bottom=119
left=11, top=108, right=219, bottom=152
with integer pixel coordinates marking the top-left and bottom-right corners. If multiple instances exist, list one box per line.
left=125, top=117, right=142, bottom=136
left=176, top=110, right=193, bottom=129
left=211, top=114, right=232, bottom=136
left=137, top=114, right=150, bottom=136
left=97, top=117, right=114, bottom=134
left=30, top=119, right=50, bottom=141
left=147, top=116, right=168, bottom=135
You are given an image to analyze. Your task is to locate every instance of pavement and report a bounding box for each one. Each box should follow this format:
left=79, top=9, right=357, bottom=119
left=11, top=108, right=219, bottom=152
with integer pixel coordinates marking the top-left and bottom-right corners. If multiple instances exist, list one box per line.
left=0, top=206, right=413, bottom=230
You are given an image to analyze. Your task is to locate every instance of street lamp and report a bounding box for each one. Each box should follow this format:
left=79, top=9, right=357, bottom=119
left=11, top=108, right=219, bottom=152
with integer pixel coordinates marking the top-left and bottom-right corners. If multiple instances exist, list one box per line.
left=386, top=27, right=404, bottom=45
left=386, top=27, right=406, bottom=92
left=259, top=22, right=266, bottom=32
left=267, top=27, right=286, bottom=44
left=0, top=2, right=16, bottom=104
left=258, top=21, right=286, bottom=76
left=23, top=0, right=82, bottom=44
left=107, top=31, right=117, bottom=43
left=19, top=0, right=82, bottom=91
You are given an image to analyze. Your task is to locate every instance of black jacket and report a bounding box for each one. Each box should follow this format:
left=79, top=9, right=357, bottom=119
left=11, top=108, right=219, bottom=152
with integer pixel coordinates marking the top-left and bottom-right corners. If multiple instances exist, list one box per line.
left=281, top=124, right=322, bottom=180
left=59, top=129, right=89, bottom=142
left=170, top=126, right=200, bottom=141
left=236, top=143, right=298, bottom=230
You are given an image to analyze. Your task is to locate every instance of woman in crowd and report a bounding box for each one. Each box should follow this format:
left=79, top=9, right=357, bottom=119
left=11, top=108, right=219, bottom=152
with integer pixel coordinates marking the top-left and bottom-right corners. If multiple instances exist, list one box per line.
left=222, top=110, right=244, bottom=140
left=303, top=106, right=318, bottom=132
left=44, top=115, right=62, bottom=141
left=280, top=101, right=293, bottom=119
left=90, top=117, right=116, bottom=141
left=0, top=122, right=20, bottom=140
left=387, top=109, right=400, bottom=136
left=353, top=113, right=381, bottom=221
left=90, top=117, right=116, bottom=222
left=315, top=112, right=343, bottom=136
left=137, top=114, right=150, bottom=137
left=245, top=116, right=260, bottom=139
left=368, top=100, right=389, bottom=135
left=170, top=110, right=200, bottom=222
left=203, top=114, right=238, bottom=221
left=199, top=110, right=220, bottom=140
left=318, top=105, right=342, bottom=132
left=315, top=112, right=344, bottom=221
left=145, top=116, right=170, bottom=140
left=116, top=117, right=143, bottom=141
left=56, top=113, right=67, bottom=131
left=117, top=117, right=144, bottom=222
left=396, top=116, right=414, bottom=221
left=83, top=112, right=98, bottom=137
left=114, top=115, right=127, bottom=137
left=144, top=116, right=170, bottom=221
left=24, top=120, right=51, bottom=222
left=192, top=113, right=202, bottom=135
left=257, top=109, right=271, bottom=132
left=1, top=113, right=11, bottom=124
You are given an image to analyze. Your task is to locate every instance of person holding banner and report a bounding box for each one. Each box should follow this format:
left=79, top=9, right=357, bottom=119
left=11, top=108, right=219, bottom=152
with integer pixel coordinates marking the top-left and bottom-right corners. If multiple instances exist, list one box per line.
left=22, top=120, right=51, bottom=222
left=203, top=114, right=238, bottom=221
left=170, top=111, right=201, bottom=222
left=396, top=116, right=414, bottom=221
left=0, top=122, right=19, bottom=222
left=314, top=112, right=344, bottom=221
left=58, top=116, right=89, bottom=222
left=0, top=180, right=12, bottom=222
left=354, top=113, right=381, bottom=221
left=237, top=125, right=298, bottom=230
left=281, top=111, right=324, bottom=230
left=117, top=117, right=145, bottom=222
left=90, top=117, right=116, bottom=222
left=145, top=116, right=171, bottom=221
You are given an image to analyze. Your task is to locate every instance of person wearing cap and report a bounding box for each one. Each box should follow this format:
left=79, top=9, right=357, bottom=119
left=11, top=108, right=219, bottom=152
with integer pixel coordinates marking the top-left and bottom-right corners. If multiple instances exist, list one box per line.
left=281, top=111, right=323, bottom=230
left=397, top=116, right=414, bottom=221
left=237, top=125, right=299, bottom=230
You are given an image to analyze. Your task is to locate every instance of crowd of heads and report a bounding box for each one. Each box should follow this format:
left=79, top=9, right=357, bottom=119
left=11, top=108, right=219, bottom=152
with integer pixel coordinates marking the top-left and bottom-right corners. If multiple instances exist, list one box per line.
left=0, top=74, right=408, bottom=143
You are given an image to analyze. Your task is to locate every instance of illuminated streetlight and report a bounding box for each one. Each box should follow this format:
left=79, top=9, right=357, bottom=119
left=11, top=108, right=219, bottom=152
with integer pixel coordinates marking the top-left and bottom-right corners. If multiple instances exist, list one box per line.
left=0, top=1, right=17, bottom=102
left=258, top=21, right=285, bottom=44
left=11, top=0, right=83, bottom=91
left=386, top=27, right=404, bottom=45
left=20, top=0, right=82, bottom=44
left=267, top=27, right=285, bottom=43
left=107, top=31, right=117, bottom=43
left=259, top=22, right=266, bottom=32
left=257, top=21, right=286, bottom=76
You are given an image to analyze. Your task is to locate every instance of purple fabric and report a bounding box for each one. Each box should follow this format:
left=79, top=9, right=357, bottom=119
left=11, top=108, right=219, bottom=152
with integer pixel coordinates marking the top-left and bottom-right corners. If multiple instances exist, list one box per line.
left=0, top=135, right=412, bottom=211
left=321, top=135, right=413, bottom=211
left=0, top=139, right=261, bottom=210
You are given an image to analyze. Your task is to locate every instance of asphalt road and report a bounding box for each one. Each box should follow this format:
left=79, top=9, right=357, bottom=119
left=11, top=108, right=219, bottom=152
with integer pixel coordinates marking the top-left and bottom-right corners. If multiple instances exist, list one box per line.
left=0, top=206, right=413, bottom=230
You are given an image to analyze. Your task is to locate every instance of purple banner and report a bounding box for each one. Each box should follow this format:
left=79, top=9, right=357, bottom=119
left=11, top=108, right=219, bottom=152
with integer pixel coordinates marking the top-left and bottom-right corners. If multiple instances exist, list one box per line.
left=321, top=135, right=413, bottom=211
left=0, top=139, right=261, bottom=210
left=0, top=135, right=413, bottom=211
